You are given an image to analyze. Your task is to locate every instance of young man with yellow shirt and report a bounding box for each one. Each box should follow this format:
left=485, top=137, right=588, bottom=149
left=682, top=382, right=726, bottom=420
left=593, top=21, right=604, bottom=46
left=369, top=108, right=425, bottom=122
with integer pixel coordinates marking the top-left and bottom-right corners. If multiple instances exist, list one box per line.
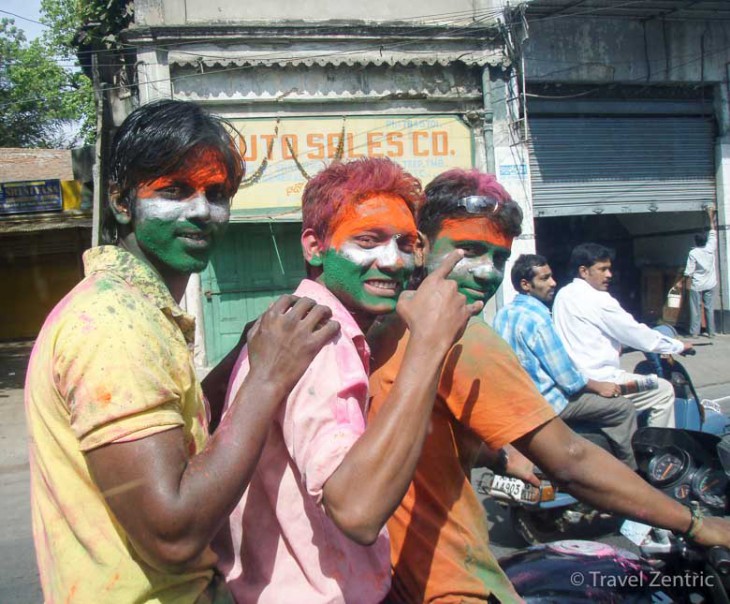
left=24, top=100, right=338, bottom=603
left=368, top=168, right=730, bottom=603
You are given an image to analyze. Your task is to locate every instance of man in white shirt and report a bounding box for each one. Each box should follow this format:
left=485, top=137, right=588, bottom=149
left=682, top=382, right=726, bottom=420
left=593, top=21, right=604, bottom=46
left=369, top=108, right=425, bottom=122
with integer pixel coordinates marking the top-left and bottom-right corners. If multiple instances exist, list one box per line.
left=677, top=206, right=718, bottom=337
left=554, top=242, right=693, bottom=428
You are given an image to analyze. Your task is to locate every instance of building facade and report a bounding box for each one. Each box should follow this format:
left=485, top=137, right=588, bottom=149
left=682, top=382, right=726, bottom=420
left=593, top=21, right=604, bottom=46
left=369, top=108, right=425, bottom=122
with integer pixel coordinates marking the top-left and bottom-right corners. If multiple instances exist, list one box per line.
left=92, top=0, right=730, bottom=366
left=512, top=0, right=730, bottom=328
left=106, top=0, right=514, bottom=365
left=0, top=149, right=93, bottom=340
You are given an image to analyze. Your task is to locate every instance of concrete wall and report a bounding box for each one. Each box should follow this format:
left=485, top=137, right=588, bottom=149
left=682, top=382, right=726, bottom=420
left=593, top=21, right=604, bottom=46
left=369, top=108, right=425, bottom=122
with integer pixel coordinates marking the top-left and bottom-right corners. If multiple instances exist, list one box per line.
left=524, top=16, right=730, bottom=85
left=136, top=0, right=506, bottom=26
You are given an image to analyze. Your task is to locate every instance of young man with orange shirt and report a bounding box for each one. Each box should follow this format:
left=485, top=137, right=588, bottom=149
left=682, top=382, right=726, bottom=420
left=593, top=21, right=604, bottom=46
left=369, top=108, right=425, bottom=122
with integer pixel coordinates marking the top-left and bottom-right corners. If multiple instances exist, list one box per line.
left=367, top=168, right=730, bottom=603
left=214, top=158, right=481, bottom=603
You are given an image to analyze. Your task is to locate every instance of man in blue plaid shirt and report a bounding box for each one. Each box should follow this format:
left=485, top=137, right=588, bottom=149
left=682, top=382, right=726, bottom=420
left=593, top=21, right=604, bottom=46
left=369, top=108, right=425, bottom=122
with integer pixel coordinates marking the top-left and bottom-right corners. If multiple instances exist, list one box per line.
left=494, top=254, right=637, bottom=468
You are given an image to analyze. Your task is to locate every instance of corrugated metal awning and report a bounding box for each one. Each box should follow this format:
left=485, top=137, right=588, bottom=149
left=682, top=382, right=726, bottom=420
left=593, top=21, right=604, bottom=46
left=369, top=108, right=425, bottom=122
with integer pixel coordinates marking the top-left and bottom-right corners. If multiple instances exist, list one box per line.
left=169, top=46, right=504, bottom=68
left=130, top=23, right=507, bottom=69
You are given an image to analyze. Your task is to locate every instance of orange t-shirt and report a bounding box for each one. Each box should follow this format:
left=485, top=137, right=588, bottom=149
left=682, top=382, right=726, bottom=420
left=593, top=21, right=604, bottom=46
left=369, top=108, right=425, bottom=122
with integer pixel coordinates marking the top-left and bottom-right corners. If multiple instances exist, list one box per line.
left=368, top=316, right=557, bottom=604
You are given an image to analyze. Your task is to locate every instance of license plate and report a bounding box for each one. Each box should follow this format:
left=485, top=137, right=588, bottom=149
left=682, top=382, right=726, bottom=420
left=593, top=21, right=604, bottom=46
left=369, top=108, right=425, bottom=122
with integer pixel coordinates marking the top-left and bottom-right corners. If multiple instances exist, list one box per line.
left=490, top=474, right=526, bottom=500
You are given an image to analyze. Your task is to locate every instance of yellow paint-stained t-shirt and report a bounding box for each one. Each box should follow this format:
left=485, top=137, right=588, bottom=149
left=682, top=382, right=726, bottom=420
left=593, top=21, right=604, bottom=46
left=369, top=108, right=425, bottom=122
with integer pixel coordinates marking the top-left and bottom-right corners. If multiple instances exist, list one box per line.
left=368, top=315, right=557, bottom=604
left=25, top=246, right=231, bottom=604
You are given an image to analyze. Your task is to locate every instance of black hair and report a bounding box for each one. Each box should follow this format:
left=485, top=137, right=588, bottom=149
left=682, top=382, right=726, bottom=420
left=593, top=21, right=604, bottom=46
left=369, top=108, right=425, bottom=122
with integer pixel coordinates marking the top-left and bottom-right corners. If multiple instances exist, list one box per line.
left=568, top=242, right=615, bottom=277
left=103, top=99, right=244, bottom=242
left=695, top=231, right=709, bottom=247
left=511, top=254, right=548, bottom=291
left=419, top=168, right=523, bottom=243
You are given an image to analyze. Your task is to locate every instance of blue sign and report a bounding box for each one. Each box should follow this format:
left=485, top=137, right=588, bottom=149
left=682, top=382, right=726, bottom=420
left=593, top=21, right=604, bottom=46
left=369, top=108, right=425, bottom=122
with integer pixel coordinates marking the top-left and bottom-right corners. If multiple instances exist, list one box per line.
left=499, top=164, right=528, bottom=177
left=0, top=179, right=63, bottom=215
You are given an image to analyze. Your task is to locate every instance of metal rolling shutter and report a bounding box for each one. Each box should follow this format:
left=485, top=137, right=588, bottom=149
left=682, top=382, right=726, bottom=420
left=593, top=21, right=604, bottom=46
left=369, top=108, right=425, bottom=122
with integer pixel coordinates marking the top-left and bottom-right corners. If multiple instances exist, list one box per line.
left=528, top=116, right=716, bottom=217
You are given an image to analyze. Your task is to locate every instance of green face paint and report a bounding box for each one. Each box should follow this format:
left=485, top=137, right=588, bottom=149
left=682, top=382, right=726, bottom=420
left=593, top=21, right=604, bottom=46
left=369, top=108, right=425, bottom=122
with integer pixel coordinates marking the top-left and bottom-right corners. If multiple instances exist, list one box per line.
left=428, top=217, right=512, bottom=305
left=134, top=211, right=227, bottom=275
left=318, top=193, right=418, bottom=323
left=130, top=148, right=231, bottom=276
left=321, top=242, right=412, bottom=316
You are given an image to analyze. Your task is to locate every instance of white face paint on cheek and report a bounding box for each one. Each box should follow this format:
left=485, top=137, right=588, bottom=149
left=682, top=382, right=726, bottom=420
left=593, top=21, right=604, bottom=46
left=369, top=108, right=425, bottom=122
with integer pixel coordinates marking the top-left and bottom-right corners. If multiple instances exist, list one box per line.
left=339, top=238, right=415, bottom=270
left=428, top=254, right=502, bottom=281
left=208, top=203, right=230, bottom=225
left=135, top=197, right=229, bottom=225
left=467, top=258, right=503, bottom=281
left=135, top=198, right=188, bottom=223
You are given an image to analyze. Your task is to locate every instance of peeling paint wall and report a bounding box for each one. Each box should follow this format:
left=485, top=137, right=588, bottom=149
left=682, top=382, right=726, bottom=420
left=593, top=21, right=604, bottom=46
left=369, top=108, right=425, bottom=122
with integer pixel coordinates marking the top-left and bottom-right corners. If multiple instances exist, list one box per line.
left=525, top=16, right=730, bottom=84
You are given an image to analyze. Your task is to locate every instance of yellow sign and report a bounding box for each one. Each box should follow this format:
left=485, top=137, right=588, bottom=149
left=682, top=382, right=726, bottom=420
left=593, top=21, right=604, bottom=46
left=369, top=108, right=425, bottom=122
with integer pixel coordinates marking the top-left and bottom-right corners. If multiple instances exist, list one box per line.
left=228, top=116, right=474, bottom=214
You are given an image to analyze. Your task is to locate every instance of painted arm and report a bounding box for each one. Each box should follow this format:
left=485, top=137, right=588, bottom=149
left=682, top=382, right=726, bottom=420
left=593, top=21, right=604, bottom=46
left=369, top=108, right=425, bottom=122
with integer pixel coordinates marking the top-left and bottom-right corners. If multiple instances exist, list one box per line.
left=85, top=296, right=340, bottom=571
left=322, top=251, right=483, bottom=545
left=513, top=417, right=730, bottom=547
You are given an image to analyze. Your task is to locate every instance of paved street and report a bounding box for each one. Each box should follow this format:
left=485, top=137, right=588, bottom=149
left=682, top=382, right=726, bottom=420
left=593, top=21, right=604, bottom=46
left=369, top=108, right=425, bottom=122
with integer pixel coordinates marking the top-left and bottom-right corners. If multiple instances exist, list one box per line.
left=0, top=341, right=41, bottom=603
left=1, top=335, right=729, bottom=602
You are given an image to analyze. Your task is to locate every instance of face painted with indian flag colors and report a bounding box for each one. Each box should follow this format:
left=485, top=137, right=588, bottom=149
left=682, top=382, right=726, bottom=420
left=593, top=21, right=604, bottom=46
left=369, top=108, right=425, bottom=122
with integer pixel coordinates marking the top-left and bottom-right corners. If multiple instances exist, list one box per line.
left=427, top=216, right=513, bottom=305
left=131, top=147, right=232, bottom=275
left=317, top=192, right=417, bottom=317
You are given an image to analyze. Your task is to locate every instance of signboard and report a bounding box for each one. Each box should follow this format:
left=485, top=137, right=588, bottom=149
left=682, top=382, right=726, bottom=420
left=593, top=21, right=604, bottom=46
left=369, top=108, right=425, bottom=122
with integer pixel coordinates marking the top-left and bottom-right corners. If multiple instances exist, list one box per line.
left=228, top=116, right=474, bottom=214
left=0, top=179, right=63, bottom=216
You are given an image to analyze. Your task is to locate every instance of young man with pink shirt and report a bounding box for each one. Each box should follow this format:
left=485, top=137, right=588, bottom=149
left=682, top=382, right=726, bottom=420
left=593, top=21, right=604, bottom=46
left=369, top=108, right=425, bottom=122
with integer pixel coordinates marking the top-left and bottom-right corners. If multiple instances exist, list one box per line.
left=213, top=158, right=481, bottom=602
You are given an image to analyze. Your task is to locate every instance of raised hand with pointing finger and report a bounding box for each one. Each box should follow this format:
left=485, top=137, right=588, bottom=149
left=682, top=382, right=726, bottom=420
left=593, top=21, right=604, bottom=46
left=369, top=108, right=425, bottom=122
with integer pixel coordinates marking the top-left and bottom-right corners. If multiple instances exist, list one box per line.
left=397, top=249, right=484, bottom=353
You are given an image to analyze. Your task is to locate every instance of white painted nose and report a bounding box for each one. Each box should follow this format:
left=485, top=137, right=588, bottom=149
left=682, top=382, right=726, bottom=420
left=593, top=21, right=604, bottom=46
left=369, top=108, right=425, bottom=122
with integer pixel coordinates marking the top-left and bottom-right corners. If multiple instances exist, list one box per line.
left=186, top=194, right=212, bottom=220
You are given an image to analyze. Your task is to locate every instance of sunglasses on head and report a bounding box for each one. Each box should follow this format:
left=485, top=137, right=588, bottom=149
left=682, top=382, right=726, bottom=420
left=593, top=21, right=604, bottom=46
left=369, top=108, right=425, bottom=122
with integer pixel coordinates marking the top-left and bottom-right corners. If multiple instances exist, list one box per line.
left=454, top=195, right=501, bottom=214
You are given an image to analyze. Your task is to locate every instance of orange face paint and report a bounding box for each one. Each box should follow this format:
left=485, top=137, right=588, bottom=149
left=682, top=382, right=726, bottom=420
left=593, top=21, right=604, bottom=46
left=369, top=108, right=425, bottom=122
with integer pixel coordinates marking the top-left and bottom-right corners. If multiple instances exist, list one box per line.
left=437, top=217, right=513, bottom=249
left=329, top=193, right=417, bottom=249
left=429, top=216, right=514, bottom=304
left=136, top=148, right=229, bottom=199
left=131, top=145, right=231, bottom=275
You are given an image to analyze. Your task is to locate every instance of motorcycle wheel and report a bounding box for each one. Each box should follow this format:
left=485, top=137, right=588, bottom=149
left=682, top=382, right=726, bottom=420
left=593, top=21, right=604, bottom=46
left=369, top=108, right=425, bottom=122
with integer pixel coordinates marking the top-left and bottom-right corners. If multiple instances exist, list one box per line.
left=510, top=507, right=567, bottom=546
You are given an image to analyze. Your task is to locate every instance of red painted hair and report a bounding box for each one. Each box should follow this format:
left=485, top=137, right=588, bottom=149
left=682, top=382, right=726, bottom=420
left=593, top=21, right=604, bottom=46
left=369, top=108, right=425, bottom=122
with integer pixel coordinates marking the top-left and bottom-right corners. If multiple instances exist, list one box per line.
left=301, top=158, right=423, bottom=245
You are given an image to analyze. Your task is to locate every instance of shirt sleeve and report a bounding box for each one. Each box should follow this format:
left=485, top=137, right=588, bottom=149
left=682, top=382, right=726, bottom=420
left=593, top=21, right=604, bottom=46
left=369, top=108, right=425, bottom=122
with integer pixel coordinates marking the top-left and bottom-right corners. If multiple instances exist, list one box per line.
left=531, top=321, right=587, bottom=396
left=280, top=335, right=367, bottom=504
left=597, top=295, right=685, bottom=355
left=440, top=321, right=557, bottom=450
left=54, top=290, right=187, bottom=452
left=707, top=228, right=717, bottom=252
left=684, top=252, right=696, bottom=277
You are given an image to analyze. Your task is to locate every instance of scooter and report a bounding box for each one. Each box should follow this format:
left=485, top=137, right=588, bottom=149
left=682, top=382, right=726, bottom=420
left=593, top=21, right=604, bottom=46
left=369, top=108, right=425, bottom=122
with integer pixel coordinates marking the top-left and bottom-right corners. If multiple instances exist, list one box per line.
left=497, top=427, right=730, bottom=603
left=478, top=342, right=730, bottom=545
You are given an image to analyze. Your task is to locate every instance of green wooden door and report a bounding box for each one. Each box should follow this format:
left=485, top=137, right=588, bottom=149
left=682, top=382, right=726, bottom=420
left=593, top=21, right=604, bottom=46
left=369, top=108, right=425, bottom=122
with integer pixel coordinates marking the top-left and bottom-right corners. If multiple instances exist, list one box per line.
left=201, top=222, right=305, bottom=366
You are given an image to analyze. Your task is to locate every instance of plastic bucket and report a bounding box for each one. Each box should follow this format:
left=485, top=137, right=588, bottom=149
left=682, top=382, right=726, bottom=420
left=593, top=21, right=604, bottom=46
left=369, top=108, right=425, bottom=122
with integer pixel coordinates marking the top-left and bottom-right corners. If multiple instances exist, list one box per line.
left=667, top=289, right=681, bottom=309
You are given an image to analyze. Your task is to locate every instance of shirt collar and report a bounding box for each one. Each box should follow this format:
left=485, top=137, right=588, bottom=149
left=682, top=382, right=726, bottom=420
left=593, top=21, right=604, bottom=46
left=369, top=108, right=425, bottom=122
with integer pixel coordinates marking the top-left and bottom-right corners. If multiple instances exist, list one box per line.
left=513, top=292, right=552, bottom=317
left=572, top=277, right=604, bottom=295
left=83, top=246, right=196, bottom=344
left=294, top=279, right=366, bottom=344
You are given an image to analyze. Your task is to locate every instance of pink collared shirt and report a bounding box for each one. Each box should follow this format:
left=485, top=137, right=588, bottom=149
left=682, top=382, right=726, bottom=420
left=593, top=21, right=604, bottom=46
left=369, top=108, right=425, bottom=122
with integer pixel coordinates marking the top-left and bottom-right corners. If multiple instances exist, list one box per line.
left=214, top=279, right=390, bottom=604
